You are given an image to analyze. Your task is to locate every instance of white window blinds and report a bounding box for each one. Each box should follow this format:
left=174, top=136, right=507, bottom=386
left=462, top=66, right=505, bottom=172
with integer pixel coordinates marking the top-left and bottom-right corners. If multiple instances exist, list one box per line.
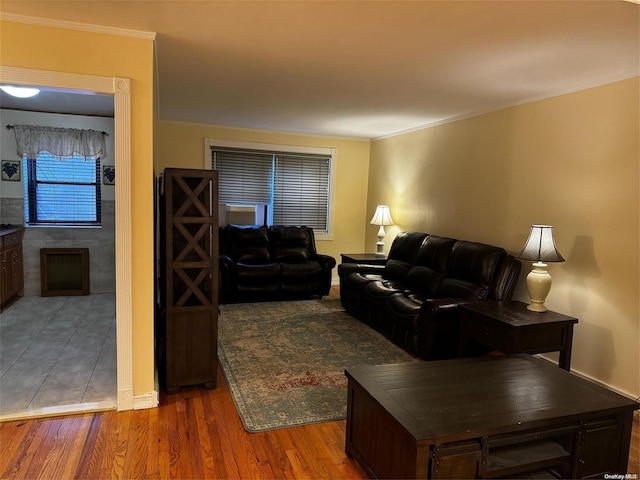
left=24, top=152, right=101, bottom=226
left=212, top=149, right=273, bottom=204
left=273, top=154, right=330, bottom=230
left=211, top=146, right=332, bottom=233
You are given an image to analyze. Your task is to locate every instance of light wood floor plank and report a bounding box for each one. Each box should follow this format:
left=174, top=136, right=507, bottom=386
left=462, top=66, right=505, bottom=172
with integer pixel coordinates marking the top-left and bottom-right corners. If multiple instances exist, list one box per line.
left=0, top=418, right=39, bottom=476
left=0, top=338, right=637, bottom=480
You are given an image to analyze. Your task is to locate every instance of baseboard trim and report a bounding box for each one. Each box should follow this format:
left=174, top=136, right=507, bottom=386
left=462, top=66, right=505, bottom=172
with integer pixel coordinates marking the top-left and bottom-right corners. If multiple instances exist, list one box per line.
left=534, top=354, right=639, bottom=401
left=133, top=390, right=159, bottom=410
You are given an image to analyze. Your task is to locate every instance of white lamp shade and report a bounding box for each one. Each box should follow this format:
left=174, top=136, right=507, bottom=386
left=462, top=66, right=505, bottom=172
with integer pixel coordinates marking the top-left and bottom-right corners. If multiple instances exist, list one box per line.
left=518, top=225, right=564, bottom=312
left=370, top=205, right=394, bottom=226
left=517, top=225, right=565, bottom=263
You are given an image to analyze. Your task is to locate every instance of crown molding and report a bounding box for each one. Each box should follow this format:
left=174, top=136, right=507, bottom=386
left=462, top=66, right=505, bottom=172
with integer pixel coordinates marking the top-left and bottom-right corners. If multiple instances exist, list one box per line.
left=373, top=72, right=640, bottom=141
left=0, top=12, right=156, bottom=40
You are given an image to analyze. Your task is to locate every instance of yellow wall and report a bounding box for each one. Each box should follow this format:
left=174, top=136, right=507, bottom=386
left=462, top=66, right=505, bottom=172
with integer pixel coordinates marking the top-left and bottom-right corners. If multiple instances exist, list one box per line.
left=369, top=78, right=640, bottom=397
left=1, top=20, right=156, bottom=395
left=4, top=17, right=637, bottom=401
left=156, top=121, right=371, bottom=264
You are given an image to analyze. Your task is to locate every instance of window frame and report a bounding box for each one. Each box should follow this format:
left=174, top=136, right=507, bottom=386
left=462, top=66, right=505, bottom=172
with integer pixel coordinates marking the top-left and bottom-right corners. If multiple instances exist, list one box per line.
left=205, top=139, right=335, bottom=240
left=24, top=152, right=102, bottom=227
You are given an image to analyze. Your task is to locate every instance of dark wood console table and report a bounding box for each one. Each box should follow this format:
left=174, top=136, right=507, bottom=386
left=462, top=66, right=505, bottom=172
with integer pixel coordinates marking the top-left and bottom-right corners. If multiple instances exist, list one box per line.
left=459, top=301, right=578, bottom=370
left=345, top=355, right=638, bottom=479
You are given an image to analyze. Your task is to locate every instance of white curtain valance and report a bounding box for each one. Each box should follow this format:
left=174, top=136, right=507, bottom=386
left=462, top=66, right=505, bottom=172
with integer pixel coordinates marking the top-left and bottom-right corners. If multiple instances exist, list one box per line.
left=11, top=124, right=108, bottom=161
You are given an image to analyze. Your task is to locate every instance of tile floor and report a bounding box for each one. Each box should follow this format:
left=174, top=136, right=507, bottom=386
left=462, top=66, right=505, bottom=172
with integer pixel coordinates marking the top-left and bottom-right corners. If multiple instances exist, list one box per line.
left=0, top=294, right=116, bottom=419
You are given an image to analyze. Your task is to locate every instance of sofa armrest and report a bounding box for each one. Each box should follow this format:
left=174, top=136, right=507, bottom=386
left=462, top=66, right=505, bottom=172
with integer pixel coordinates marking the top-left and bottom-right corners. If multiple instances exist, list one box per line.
left=338, top=263, right=384, bottom=278
left=420, top=297, right=480, bottom=316
left=219, top=254, right=237, bottom=270
left=415, top=297, right=483, bottom=360
left=219, top=254, right=239, bottom=299
left=312, top=253, right=337, bottom=270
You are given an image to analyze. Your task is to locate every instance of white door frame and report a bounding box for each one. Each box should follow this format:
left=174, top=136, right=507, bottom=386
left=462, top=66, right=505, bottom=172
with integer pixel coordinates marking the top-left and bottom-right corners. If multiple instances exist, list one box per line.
left=0, top=66, right=134, bottom=410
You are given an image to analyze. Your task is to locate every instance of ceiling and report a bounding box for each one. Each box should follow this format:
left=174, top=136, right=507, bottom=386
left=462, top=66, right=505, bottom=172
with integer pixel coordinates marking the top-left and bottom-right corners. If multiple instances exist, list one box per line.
left=1, top=1, right=638, bottom=140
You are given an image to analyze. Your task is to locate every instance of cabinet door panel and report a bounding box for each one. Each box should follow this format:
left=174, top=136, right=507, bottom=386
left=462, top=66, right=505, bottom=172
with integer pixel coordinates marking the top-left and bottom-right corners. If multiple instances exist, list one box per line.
left=430, top=442, right=480, bottom=479
left=575, top=417, right=622, bottom=478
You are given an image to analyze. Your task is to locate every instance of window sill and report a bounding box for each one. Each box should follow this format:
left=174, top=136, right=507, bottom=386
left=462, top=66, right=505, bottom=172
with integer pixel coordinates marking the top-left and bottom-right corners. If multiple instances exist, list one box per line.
left=315, top=233, right=334, bottom=241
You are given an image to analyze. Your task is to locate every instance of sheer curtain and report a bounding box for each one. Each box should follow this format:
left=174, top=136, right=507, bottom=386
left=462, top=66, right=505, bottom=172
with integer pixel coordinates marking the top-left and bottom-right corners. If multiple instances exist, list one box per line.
left=11, top=125, right=108, bottom=160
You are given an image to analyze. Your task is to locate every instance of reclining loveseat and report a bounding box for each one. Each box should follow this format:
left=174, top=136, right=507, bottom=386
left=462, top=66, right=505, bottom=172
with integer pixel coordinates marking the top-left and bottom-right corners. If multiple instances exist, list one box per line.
left=219, top=224, right=336, bottom=302
left=338, top=232, right=521, bottom=360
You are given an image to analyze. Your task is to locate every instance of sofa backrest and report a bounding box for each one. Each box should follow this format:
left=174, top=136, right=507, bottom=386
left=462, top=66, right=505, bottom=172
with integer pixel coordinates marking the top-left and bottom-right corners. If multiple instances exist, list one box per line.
left=268, top=225, right=316, bottom=262
left=405, top=235, right=457, bottom=296
left=220, top=225, right=270, bottom=264
left=414, top=235, right=457, bottom=272
left=490, top=255, right=522, bottom=301
left=437, top=240, right=506, bottom=300
left=384, top=232, right=429, bottom=280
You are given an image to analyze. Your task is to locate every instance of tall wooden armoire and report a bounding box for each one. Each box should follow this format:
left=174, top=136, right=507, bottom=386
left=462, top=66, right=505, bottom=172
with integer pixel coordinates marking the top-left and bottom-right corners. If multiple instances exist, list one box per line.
left=158, top=168, right=218, bottom=393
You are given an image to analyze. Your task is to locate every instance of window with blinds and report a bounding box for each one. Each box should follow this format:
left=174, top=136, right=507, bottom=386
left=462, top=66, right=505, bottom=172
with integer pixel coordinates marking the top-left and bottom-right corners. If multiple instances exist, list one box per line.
left=211, top=145, right=332, bottom=233
left=24, top=152, right=102, bottom=226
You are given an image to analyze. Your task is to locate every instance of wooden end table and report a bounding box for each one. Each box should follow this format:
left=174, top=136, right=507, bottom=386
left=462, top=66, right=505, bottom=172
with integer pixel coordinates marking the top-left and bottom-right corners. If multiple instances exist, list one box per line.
left=459, top=301, right=578, bottom=371
left=340, top=253, right=387, bottom=266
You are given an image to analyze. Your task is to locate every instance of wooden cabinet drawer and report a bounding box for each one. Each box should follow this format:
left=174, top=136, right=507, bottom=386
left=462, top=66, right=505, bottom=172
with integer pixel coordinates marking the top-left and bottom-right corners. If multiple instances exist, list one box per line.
left=1, top=230, right=22, bottom=248
left=513, top=324, right=565, bottom=352
left=465, top=317, right=508, bottom=347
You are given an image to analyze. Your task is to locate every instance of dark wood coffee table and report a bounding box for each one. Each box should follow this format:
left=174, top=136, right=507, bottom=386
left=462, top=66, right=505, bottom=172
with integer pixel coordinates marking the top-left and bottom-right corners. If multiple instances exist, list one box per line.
left=345, top=355, right=638, bottom=479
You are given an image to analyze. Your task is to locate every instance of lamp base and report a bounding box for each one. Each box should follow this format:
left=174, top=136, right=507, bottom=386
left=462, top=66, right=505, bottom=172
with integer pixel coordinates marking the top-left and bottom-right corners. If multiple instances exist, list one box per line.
left=527, top=301, right=548, bottom=313
left=526, top=262, right=552, bottom=313
left=375, top=225, right=386, bottom=256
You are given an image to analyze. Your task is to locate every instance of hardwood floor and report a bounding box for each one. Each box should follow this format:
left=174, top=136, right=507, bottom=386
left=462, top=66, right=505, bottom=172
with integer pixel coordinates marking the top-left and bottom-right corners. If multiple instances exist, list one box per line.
left=0, top=365, right=366, bottom=480
left=1, top=365, right=637, bottom=480
left=631, top=416, right=640, bottom=476
left=0, top=285, right=638, bottom=479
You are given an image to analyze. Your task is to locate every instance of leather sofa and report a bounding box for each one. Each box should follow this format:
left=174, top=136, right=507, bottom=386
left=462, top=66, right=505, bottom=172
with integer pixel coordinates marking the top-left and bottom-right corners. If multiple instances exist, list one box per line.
left=219, top=225, right=336, bottom=302
left=338, top=232, right=521, bottom=360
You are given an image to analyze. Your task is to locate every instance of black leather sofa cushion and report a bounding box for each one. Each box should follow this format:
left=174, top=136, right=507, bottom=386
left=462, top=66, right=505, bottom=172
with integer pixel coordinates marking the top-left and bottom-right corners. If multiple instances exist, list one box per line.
left=226, top=225, right=270, bottom=264
left=269, top=226, right=312, bottom=262
left=281, top=262, right=323, bottom=292
left=437, top=277, right=488, bottom=299
left=383, top=259, right=414, bottom=280
left=236, top=263, right=280, bottom=284
left=405, top=266, right=444, bottom=296
left=389, top=232, right=429, bottom=263
left=281, top=261, right=322, bottom=278
left=445, top=240, right=505, bottom=289
left=403, top=235, right=457, bottom=296
left=414, top=235, right=456, bottom=271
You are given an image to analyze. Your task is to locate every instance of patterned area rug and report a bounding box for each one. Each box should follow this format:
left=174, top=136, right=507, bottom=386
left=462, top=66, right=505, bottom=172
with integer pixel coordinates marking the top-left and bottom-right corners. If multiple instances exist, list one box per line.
left=218, top=298, right=417, bottom=432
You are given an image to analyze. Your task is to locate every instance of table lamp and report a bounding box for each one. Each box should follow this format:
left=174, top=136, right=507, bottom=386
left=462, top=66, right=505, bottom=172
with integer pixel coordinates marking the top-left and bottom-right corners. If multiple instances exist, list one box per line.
left=517, top=225, right=565, bottom=312
left=370, top=205, right=394, bottom=256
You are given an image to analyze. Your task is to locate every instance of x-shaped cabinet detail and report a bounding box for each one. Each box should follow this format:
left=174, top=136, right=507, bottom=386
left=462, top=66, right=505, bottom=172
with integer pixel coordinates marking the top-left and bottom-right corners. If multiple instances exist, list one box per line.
left=160, top=168, right=219, bottom=392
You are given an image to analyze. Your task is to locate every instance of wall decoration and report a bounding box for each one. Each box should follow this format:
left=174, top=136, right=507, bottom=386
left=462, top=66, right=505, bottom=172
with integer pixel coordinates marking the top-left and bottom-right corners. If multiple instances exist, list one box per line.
left=103, top=165, right=115, bottom=185
left=1, top=160, right=21, bottom=182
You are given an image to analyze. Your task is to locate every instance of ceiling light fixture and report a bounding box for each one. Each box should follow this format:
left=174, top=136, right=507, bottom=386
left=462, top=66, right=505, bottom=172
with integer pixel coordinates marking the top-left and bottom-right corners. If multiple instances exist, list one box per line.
left=0, top=85, right=40, bottom=98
